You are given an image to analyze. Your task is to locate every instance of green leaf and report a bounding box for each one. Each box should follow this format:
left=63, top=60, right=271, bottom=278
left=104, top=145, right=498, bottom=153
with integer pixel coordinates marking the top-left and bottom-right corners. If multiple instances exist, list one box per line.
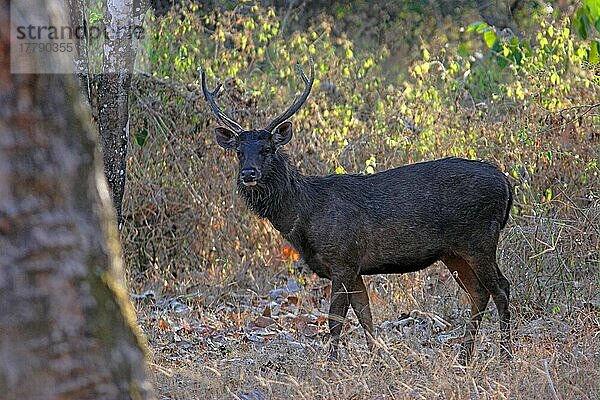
left=513, top=48, right=523, bottom=65
left=522, top=40, right=533, bottom=58
left=584, top=0, right=600, bottom=21
left=575, top=8, right=590, bottom=40
left=89, top=10, right=102, bottom=24
left=135, top=128, right=149, bottom=147
left=496, top=55, right=508, bottom=68
left=422, top=47, right=430, bottom=61
left=484, top=29, right=497, bottom=49
left=467, top=21, right=487, bottom=33
left=492, top=39, right=503, bottom=54
left=590, top=40, right=600, bottom=64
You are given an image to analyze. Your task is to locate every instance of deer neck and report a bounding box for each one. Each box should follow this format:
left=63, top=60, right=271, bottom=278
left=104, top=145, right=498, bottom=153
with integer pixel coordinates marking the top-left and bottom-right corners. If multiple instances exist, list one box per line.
left=238, top=152, right=305, bottom=235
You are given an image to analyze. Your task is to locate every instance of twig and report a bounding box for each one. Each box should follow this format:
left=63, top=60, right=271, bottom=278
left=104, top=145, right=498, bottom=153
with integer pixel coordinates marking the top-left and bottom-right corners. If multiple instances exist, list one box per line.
left=543, top=359, right=561, bottom=400
left=556, top=189, right=600, bottom=236
left=529, top=225, right=563, bottom=259
left=280, top=0, right=298, bottom=34
left=537, top=102, right=600, bottom=135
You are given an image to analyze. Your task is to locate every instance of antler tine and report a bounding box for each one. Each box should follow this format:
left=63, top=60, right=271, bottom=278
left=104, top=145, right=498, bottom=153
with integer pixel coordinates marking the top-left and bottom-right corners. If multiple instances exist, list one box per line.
left=296, top=60, right=310, bottom=85
left=265, top=59, right=315, bottom=132
left=201, top=71, right=244, bottom=133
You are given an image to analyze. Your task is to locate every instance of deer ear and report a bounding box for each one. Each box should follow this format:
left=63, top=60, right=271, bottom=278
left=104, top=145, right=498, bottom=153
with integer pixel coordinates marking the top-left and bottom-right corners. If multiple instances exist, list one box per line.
left=271, top=121, right=292, bottom=147
left=215, top=127, right=238, bottom=149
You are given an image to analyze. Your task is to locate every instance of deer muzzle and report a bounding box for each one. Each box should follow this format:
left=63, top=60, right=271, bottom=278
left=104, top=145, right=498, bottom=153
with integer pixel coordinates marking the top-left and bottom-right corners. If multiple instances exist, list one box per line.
left=240, top=168, right=260, bottom=186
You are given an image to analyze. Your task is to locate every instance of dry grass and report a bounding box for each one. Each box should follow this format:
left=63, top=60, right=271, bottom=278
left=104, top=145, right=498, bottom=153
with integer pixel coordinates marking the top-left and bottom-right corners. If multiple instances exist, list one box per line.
left=135, top=269, right=599, bottom=399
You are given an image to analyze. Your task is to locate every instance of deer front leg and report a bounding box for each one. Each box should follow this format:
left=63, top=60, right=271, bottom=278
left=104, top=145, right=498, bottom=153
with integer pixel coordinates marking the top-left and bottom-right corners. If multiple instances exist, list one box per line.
left=328, top=276, right=351, bottom=361
left=349, top=275, right=375, bottom=353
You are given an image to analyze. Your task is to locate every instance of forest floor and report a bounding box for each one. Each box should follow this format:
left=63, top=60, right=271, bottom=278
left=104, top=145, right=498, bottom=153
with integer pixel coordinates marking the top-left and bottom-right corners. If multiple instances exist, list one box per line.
left=132, top=238, right=599, bottom=400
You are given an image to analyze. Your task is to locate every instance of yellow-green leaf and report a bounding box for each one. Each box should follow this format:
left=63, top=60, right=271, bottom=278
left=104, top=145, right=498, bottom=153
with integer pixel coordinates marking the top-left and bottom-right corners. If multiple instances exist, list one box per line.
left=484, top=29, right=497, bottom=48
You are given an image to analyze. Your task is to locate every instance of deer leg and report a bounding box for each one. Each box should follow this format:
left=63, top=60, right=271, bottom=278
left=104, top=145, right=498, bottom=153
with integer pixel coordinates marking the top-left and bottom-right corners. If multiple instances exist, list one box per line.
left=493, top=264, right=512, bottom=360
left=462, top=277, right=490, bottom=365
left=349, top=275, right=375, bottom=352
left=465, top=255, right=512, bottom=362
left=328, top=277, right=351, bottom=361
left=443, top=254, right=490, bottom=365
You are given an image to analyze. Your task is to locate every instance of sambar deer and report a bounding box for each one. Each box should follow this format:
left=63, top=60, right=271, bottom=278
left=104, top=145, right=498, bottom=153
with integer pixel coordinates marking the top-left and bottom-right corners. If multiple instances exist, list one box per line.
left=202, top=61, right=513, bottom=364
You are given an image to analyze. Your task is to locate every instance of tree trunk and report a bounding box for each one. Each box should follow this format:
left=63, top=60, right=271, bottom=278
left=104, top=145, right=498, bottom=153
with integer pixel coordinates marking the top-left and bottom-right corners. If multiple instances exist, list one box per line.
left=98, top=0, right=140, bottom=230
left=0, top=1, right=154, bottom=398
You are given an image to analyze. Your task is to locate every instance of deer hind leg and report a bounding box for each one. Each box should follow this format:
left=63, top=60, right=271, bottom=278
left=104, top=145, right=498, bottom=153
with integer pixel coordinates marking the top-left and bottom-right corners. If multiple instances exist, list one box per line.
left=468, top=256, right=512, bottom=361
left=443, top=254, right=490, bottom=365
left=349, top=275, right=375, bottom=353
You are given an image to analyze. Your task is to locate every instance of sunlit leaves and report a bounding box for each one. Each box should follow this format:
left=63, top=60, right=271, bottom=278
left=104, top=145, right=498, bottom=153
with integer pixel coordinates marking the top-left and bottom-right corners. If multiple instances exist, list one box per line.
left=139, top=3, right=598, bottom=211
left=422, top=47, right=430, bottom=61
left=467, top=21, right=488, bottom=34
left=467, top=21, right=498, bottom=49
left=483, top=29, right=497, bottom=49
left=364, top=156, right=376, bottom=174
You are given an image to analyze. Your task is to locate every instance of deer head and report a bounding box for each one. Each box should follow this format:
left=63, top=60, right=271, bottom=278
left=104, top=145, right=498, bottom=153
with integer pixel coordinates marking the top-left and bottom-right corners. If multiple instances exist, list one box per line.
left=202, top=61, right=314, bottom=187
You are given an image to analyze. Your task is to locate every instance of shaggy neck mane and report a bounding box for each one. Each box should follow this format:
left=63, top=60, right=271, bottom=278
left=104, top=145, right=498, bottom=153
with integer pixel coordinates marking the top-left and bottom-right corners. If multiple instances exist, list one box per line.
left=238, top=151, right=307, bottom=235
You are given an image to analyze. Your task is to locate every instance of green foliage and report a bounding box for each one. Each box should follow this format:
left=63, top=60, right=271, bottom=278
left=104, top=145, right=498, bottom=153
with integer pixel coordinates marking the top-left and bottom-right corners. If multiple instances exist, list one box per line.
left=573, top=0, right=600, bottom=40
left=467, top=21, right=497, bottom=49
left=143, top=1, right=596, bottom=184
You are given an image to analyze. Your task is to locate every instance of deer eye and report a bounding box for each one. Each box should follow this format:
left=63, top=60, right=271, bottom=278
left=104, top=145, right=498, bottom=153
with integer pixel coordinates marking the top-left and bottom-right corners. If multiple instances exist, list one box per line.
left=261, top=147, right=272, bottom=155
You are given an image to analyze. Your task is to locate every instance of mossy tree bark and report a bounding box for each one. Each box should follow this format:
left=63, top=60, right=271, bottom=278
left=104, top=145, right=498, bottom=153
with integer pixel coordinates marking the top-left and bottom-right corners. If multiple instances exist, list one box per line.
left=0, top=1, right=154, bottom=398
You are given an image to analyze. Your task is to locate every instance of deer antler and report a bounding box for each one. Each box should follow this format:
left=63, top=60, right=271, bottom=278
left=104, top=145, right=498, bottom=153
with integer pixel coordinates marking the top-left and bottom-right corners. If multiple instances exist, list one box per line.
left=201, top=71, right=244, bottom=133
left=264, top=59, right=315, bottom=133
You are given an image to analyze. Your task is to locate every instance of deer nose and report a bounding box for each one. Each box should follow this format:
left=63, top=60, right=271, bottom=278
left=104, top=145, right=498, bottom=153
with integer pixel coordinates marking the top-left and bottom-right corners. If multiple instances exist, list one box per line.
left=240, top=168, right=259, bottom=185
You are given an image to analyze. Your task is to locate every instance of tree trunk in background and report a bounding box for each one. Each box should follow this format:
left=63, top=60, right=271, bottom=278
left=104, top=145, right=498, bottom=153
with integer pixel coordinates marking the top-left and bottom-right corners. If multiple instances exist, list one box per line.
left=0, top=1, right=154, bottom=398
left=98, top=0, right=138, bottom=230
